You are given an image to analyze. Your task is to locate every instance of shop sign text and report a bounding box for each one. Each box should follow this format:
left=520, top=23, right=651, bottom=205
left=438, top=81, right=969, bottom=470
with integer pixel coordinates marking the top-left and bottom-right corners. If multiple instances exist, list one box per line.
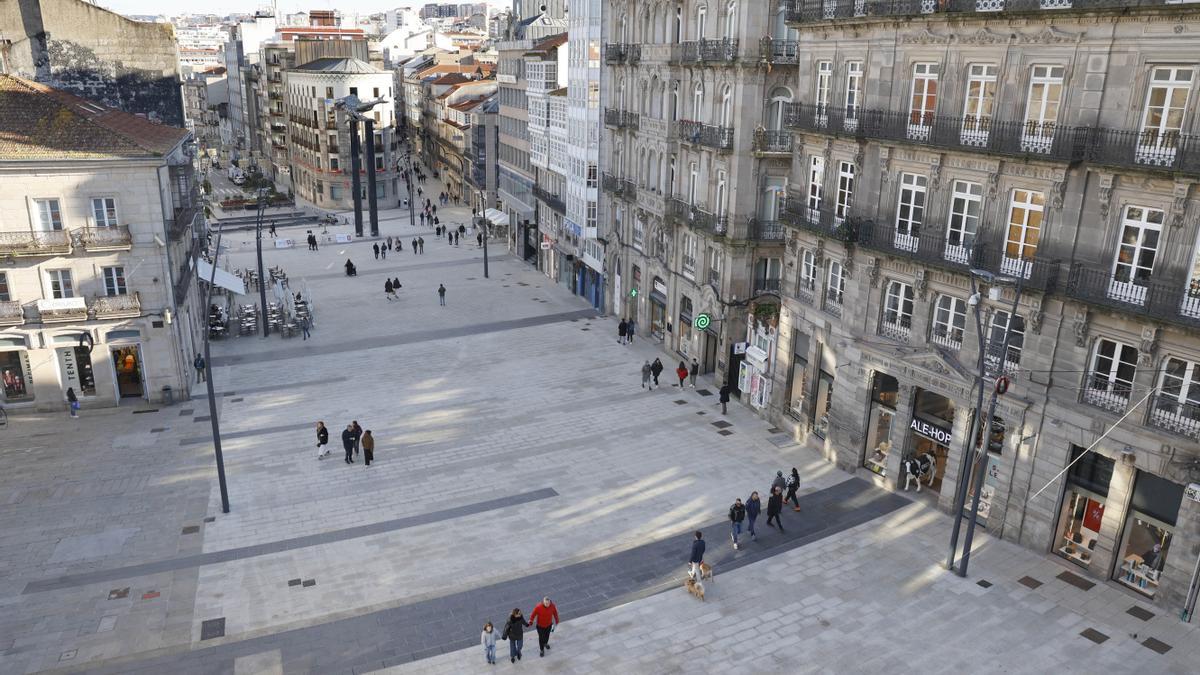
left=910, top=417, right=953, bottom=445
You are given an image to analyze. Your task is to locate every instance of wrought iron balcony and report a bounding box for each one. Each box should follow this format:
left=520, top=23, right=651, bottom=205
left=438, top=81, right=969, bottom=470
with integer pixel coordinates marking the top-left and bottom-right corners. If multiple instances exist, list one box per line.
left=78, top=225, right=133, bottom=251
left=620, top=179, right=639, bottom=201
left=667, top=196, right=728, bottom=236
left=795, top=279, right=816, bottom=305
left=1083, top=128, right=1200, bottom=176
left=533, top=185, right=566, bottom=214
left=749, top=219, right=786, bottom=241
left=759, top=38, right=799, bottom=65
left=754, top=277, right=782, bottom=294
left=605, top=43, right=628, bottom=64
left=168, top=202, right=202, bottom=241
left=1147, top=394, right=1200, bottom=441
left=1065, top=264, right=1200, bottom=329
left=91, top=292, right=141, bottom=320
left=676, top=121, right=734, bottom=151
left=174, top=239, right=201, bottom=306
left=602, top=172, right=621, bottom=194
left=823, top=288, right=844, bottom=318
left=675, top=39, right=739, bottom=65
left=779, top=198, right=861, bottom=243
left=0, top=230, right=73, bottom=257
left=785, top=0, right=1178, bottom=24
left=0, top=300, right=23, bottom=326
left=753, top=129, right=792, bottom=154
left=784, top=103, right=1089, bottom=163
left=604, top=108, right=640, bottom=130
left=627, top=44, right=642, bottom=65
left=972, top=245, right=1061, bottom=293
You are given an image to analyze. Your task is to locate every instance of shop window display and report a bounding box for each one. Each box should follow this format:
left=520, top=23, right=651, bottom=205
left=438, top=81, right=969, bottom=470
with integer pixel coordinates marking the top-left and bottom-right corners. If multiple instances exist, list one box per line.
left=864, top=374, right=899, bottom=475
left=907, top=389, right=955, bottom=493
left=1054, top=446, right=1113, bottom=568
left=1, top=349, right=33, bottom=401
left=965, top=417, right=1005, bottom=520
left=1115, top=471, right=1183, bottom=597
left=811, top=371, right=834, bottom=439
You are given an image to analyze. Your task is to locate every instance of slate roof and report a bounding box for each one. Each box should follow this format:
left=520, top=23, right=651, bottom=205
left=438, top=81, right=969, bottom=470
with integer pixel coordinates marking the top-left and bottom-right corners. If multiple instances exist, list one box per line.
left=292, top=57, right=383, bottom=74
left=0, top=75, right=188, bottom=161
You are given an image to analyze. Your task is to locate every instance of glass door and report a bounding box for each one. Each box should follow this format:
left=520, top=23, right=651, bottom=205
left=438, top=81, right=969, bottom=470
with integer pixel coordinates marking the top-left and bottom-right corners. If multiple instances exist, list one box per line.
left=1137, top=66, right=1192, bottom=166
left=1002, top=189, right=1044, bottom=278
left=961, top=64, right=996, bottom=145
left=1109, top=205, right=1163, bottom=305
left=1021, top=65, right=1064, bottom=154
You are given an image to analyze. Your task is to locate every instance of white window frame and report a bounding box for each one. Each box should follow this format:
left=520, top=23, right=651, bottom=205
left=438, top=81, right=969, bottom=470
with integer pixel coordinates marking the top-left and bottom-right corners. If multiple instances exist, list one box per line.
left=986, top=310, right=1025, bottom=374
left=961, top=63, right=997, bottom=145
left=945, top=180, right=982, bottom=264
left=1138, top=66, right=1193, bottom=164
left=632, top=218, right=645, bottom=250
left=826, top=259, right=845, bottom=307
left=1109, top=205, right=1164, bottom=306
left=815, top=60, right=833, bottom=117
left=1153, top=357, right=1200, bottom=437
left=908, top=62, right=939, bottom=140
left=102, top=266, right=127, bottom=296
left=91, top=197, right=118, bottom=227
left=835, top=161, right=855, bottom=222
left=807, top=155, right=825, bottom=220
left=682, top=234, right=698, bottom=278
left=1001, top=189, right=1045, bottom=279
left=844, top=61, right=863, bottom=128
left=33, top=198, right=63, bottom=231
left=47, top=269, right=74, bottom=299
left=1084, top=338, right=1138, bottom=412
left=894, top=173, right=927, bottom=252
left=799, top=249, right=817, bottom=292
left=881, top=280, right=913, bottom=340
left=1021, top=65, right=1065, bottom=153
left=0, top=271, right=9, bottom=302
left=708, top=247, right=723, bottom=285
left=931, top=294, right=966, bottom=350
left=716, top=170, right=728, bottom=215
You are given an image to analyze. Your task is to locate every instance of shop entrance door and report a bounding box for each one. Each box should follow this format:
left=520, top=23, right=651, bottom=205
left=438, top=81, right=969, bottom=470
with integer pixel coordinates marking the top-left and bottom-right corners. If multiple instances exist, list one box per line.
left=728, top=347, right=745, bottom=396
left=111, top=345, right=144, bottom=399
left=909, top=436, right=950, bottom=494
left=702, top=330, right=718, bottom=374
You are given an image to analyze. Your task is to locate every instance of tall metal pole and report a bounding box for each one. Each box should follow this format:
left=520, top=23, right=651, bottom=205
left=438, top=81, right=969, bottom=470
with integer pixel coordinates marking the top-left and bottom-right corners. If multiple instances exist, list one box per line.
left=254, top=192, right=269, bottom=338
left=349, top=119, right=364, bottom=237
left=480, top=189, right=489, bottom=279
left=200, top=211, right=231, bottom=513
left=364, top=119, right=379, bottom=237
left=407, top=153, right=416, bottom=230
left=958, top=276, right=1024, bottom=577
left=946, top=271, right=986, bottom=572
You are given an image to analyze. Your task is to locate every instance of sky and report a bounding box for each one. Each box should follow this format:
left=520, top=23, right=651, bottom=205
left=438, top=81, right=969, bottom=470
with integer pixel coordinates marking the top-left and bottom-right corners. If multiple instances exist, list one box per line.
left=98, top=0, right=506, bottom=18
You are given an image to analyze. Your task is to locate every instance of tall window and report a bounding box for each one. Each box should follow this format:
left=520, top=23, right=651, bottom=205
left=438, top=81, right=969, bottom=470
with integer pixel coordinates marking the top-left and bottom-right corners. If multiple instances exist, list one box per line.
left=845, top=61, right=863, bottom=126
left=682, top=234, right=697, bottom=278
left=807, top=155, right=825, bottom=217
left=1022, top=65, right=1065, bottom=153
left=47, top=269, right=74, bottom=299
left=894, top=173, right=928, bottom=252
left=708, top=247, right=722, bottom=285
left=882, top=281, right=914, bottom=339
left=688, top=162, right=699, bottom=203
left=961, top=64, right=997, bottom=144
left=0, top=272, right=9, bottom=301
left=91, top=198, right=118, bottom=227
left=766, top=87, right=792, bottom=131
left=633, top=217, right=645, bottom=249
left=754, top=258, right=782, bottom=292
left=720, top=85, right=733, bottom=127
left=835, top=161, right=855, bottom=222
left=724, top=0, right=737, bottom=38
left=696, top=5, right=707, bottom=39
left=1110, top=205, right=1164, bottom=305
left=34, top=198, right=63, bottom=231
left=987, top=311, right=1025, bottom=372
left=815, top=61, right=833, bottom=118
left=826, top=260, right=845, bottom=308
left=1154, top=357, right=1200, bottom=436
left=1085, top=339, right=1138, bottom=412
left=799, top=249, right=817, bottom=292
left=102, top=266, right=127, bottom=296
left=908, top=63, right=939, bottom=139
left=931, top=294, right=967, bottom=350
left=945, top=180, right=982, bottom=264
left=1002, top=189, right=1045, bottom=278
left=1139, top=66, right=1193, bottom=164
left=692, top=82, right=704, bottom=122
left=716, top=170, right=728, bottom=214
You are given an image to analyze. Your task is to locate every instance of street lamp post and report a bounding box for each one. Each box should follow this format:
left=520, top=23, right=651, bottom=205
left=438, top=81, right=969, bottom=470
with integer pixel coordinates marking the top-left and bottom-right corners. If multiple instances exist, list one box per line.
left=200, top=212, right=232, bottom=513
left=253, top=189, right=270, bottom=338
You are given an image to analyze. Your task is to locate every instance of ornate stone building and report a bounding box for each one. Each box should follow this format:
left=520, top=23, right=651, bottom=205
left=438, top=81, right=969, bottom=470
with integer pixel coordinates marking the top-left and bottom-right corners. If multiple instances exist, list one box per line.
left=765, top=0, right=1200, bottom=613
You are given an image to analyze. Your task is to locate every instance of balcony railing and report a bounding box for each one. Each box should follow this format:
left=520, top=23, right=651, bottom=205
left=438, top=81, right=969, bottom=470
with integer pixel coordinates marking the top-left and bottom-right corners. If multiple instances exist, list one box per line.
left=675, top=39, right=739, bottom=65
left=823, top=288, right=844, bottom=318
left=91, top=292, right=141, bottom=319
left=0, top=230, right=73, bottom=256
left=667, top=196, right=729, bottom=236
left=880, top=317, right=912, bottom=342
left=760, top=38, right=800, bottom=65
left=1082, top=379, right=1132, bottom=414
left=779, top=198, right=861, bottom=242
left=0, top=300, right=23, bottom=326
left=1147, top=394, right=1200, bottom=441
left=754, top=277, right=783, bottom=294
left=796, top=279, right=816, bottom=305
left=1065, top=264, right=1200, bottom=329
left=602, top=172, right=621, bottom=194
left=619, top=179, right=639, bottom=201
left=168, top=201, right=201, bottom=241
left=605, top=43, right=629, bottom=64
left=78, top=225, right=133, bottom=251
left=627, top=44, right=642, bottom=65
left=1083, top=127, right=1200, bottom=176
left=786, top=0, right=1178, bottom=24
left=786, top=103, right=1089, bottom=163
left=749, top=219, right=786, bottom=241
left=753, top=129, right=792, bottom=154
left=676, top=121, right=735, bottom=151
left=533, top=185, right=566, bottom=214
left=604, top=108, right=640, bottom=130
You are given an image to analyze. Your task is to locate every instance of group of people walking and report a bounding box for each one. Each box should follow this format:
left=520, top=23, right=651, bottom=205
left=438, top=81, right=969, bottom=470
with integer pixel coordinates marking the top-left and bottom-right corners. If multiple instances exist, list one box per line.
left=314, top=420, right=376, bottom=466
left=482, top=597, right=560, bottom=664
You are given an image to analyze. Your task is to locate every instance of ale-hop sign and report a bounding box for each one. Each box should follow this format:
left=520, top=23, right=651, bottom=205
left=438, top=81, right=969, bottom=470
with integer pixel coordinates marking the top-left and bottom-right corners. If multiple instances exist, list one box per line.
left=910, top=417, right=953, bottom=445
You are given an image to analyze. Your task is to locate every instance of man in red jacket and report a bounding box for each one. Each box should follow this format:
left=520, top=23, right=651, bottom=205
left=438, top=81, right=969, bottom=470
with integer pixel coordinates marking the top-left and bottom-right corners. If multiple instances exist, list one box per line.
left=529, top=596, right=559, bottom=657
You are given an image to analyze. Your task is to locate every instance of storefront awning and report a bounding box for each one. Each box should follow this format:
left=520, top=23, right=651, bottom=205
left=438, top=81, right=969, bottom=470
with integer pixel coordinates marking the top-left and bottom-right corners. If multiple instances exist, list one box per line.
left=196, top=259, right=246, bottom=295
left=483, top=208, right=510, bottom=227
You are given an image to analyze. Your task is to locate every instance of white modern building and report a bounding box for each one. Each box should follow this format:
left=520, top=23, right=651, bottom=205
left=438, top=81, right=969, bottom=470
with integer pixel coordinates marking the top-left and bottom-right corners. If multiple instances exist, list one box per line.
left=566, top=0, right=603, bottom=309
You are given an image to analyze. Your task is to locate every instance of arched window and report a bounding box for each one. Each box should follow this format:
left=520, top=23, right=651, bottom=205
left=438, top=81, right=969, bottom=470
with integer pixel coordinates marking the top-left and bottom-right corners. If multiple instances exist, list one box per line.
left=670, top=81, right=680, bottom=121
left=693, top=81, right=705, bottom=122
left=716, top=170, right=728, bottom=215
left=725, top=1, right=737, bottom=39
left=766, top=86, right=793, bottom=131
left=618, top=77, right=627, bottom=111
left=619, top=14, right=628, bottom=43
left=720, top=84, right=734, bottom=127
left=641, top=7, right=652, bottom=43
left=696, top=5, right=707, bottom=40
left=674, top=7, right=683, bottom=42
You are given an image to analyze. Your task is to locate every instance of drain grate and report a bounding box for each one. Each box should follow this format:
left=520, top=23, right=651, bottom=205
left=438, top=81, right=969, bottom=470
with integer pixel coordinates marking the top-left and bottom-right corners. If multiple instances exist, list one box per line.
left=200, top=618, right=225, bottom=640
left=1079, top=628, right=1108, bottom=644
left=1018, top=576, right=1043, bottom=590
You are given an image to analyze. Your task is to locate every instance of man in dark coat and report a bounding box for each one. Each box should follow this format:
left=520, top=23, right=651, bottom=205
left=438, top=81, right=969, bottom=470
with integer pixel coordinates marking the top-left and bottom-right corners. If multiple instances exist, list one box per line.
left=351, top=421, right=363, bottom=457
left=617, top=319, right=628, bottom=344
left=719, top=384, right=731, bottom=414
left=766, top=487, right=785, bottom=531
left=688, top=530, right=706, bottom=579
left=341, top=425, right=355, bottom=463
left=650, top=358, right=663, bottom=387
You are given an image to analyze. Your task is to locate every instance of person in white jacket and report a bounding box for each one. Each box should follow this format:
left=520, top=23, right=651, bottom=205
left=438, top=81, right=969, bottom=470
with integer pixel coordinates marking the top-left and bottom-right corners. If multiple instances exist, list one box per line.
left=481, top=622, right=497, bottom=665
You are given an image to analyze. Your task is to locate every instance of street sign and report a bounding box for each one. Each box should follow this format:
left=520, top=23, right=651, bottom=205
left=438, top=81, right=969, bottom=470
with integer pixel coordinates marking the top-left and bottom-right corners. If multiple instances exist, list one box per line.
left=694, top=313, right=711, bottom=330
left=629, top=288, right=638, bottom=297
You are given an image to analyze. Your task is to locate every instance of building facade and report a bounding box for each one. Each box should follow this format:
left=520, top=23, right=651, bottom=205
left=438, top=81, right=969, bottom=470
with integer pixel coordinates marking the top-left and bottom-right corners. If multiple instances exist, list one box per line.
left=764, top=0, right=1200, bottom=616
left=0, top=75, right=203, bottom=410
left=566, top=0, right=604, bottom=310
left=466, top=96, right=500, bottom=212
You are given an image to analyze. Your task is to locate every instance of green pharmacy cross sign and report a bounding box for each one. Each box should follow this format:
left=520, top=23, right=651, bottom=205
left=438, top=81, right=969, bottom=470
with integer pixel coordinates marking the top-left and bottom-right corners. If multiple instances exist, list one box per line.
left=694, top=313, right=711, bottom=331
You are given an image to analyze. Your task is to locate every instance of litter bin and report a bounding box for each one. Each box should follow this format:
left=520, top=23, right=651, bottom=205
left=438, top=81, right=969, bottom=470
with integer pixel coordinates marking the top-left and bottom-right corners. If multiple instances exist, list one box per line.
left=162, top=385, right=174, bottom=406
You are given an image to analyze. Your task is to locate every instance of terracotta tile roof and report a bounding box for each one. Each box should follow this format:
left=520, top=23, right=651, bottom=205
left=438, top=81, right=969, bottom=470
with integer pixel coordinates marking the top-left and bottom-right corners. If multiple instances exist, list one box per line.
left=431, top=73, right=471, bottom=86
left=0, top=75, right=188, bottom=161
left=532, top=33, right=567, bottom=52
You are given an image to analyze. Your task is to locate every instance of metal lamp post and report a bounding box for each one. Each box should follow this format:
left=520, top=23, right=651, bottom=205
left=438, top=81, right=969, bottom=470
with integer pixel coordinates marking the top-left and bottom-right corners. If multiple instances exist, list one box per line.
left=253, top=189, right=270, bottom=338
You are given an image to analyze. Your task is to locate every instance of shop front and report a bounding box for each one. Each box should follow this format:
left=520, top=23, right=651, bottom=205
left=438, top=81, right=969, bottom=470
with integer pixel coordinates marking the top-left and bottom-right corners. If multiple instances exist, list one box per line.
left=784, top=330, right=810, bottom=422
left=1054, top=444, right=1115, bottom=569
left=811, top=367, right=834, bottom=439
left=965, top=416, right=1006, bottom=521
left=649, top=277, right=667, bottom=341
left=582, top=267, right=604, bottom=311
left=864, top=373, right=899, bottom=476
left=0, top=336, right=34, bottom=403
left=52, top=335, right=97, bottom=398
left=677, top=296, right=694, bottom=359
left=907, top=389, right=956, bottom=494
left=1115, top=471, right=1184, bottom=598
left=108, top=330, right=146, bottom=400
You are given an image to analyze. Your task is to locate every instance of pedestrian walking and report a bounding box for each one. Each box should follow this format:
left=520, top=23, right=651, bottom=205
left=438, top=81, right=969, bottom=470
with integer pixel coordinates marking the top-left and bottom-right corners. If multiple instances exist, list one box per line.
left=729, top=498, right=746, bottom=550
left=447, top=231, right=453, bottom=246
left=641, top=360, right=652, bottom=389
left=341, top=424, right=355, bottom=463
left=458, top=223, right=466, bottom=235
left=386, top=236, right=393, bottom=250
left=689, top=358, right=699, bottom=388
left=651, top=358, right=663, bottom=387
left=675, top=361, right=688, bottom=388
left=438, top=283, right=446, bottom=306
left=786, top=467, right=802, bottom=511
left=688, top=531, right=706, bottom=579
left=411, top=237, right=418, bottom=252
left=529, top=597, right=559, bottom=657
left=392, top=277, right=401, bottom=293
left=269, top=221, right=277, bottom=237
left=481, top=622, right=497, bottom=665
left=502, top=609, right=529, bottom=663
left=719, top=384, right=730, bottom=414
left=361, top=430, right=375, bottom=466
left=316, top=421, right=330, bottom=459
left=351, top=421, right=363, bottom=456
left=477, top=232, right=483, bottom=248
left=746, top=491, right=761, bottom=540
left=194, top=352, right=207, bottom=383
left=420, top=212, right=426, bottom=226
left=396, top=238, right=403, bottom=252
left=380, top=244, right=387, bottom=260
left=618, top=319, right=628, bottom=344
left=454, top=232, right=460, bottom=246
left=626, top=317, right=636, bottom=342
left=771, top=470, right=787, bottom=497
left=384, top=279, right=395, bottom=301
left=418, top=237, right=425, bottom=253
left=373, top=243, right=380, bottom=259
left=766, top=487, right=785, bottom=531
left=299, top=314, right=311, bottom=340
left=66, top=387, right=79, bottom=418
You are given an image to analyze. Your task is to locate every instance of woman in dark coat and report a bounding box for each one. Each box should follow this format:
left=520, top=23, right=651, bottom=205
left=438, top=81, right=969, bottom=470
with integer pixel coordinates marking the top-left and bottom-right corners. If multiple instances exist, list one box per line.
left=650, top=358, right=664, bottom=386
left=785, top=467, right=802, bottom=511
left=316, top=421, right=330, bottom=459
left=502, top=608, right=530, bottom=663
left=341, top=425, right=355, bottom=464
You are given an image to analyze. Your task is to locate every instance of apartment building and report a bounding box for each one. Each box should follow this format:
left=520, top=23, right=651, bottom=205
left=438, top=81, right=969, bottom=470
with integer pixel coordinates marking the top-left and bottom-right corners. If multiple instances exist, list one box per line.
left=466, top=96, right=500, bottom=212
left=527, top=35, right=571, bottom=287
left=0, top=75, right=203, bottom=409
left=566, top=0, right=604, bottom=309
left=601, top=1, right=785, bottom=385
left=767, top=0, right=1200, bottom=615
